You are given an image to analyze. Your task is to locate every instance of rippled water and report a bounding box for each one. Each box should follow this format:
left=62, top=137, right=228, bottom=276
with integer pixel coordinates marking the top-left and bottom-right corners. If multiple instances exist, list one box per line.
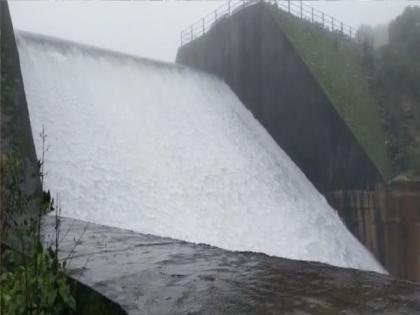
left=43, top=217, right=419, bottom=315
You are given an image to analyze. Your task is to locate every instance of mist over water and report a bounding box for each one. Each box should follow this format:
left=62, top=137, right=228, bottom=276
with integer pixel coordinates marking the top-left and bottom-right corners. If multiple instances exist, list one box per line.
left=17, top=32, right=384, bottom=273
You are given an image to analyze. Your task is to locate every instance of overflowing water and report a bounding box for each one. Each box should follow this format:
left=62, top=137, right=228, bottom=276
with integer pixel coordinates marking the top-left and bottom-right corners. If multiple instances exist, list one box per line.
left=17, top=31, right=384, bottom=273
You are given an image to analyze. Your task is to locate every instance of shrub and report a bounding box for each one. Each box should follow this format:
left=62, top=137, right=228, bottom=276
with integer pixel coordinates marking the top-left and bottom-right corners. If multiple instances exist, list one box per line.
left=1, top=129, right=76, bottom=315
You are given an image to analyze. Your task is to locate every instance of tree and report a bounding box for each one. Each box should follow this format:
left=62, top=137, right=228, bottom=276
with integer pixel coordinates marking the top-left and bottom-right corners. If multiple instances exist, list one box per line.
left=373, top=6, right=420, bottom=175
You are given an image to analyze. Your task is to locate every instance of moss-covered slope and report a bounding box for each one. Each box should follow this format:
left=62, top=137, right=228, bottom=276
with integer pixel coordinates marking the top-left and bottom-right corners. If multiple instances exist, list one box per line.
left=267, top=5, right=393, bottom=180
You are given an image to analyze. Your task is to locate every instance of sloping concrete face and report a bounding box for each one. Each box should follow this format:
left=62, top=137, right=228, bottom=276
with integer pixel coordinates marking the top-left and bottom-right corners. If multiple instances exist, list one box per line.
left=176, top=3, right=382, bottom=195
left=1, top=2, right=41, bottom=197
left=42, top=216, right=420, bottom=315
left=16, top=30, right=386, bottom=272
left=176, top=3, right=420, bottom=283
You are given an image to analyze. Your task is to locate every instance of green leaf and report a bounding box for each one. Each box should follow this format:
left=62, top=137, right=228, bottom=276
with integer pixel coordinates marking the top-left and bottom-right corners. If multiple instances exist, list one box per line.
left=48, top=289, right=57, bottom=305
left=68, top=295, right=76, bottom=311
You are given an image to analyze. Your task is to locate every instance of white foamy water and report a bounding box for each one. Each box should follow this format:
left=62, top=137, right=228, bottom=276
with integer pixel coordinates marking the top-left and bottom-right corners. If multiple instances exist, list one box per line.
left=17, top=31, right=384, bottom=273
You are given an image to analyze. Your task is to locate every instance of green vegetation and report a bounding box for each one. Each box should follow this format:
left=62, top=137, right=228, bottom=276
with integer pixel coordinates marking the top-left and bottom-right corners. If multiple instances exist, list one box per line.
left=1, top=135, right=76, bottom=315
left=372, top=6, right=420, bottom=177
left=1, top=246, right=75, bottom=315
left=267, top=5, right=393, bottom=179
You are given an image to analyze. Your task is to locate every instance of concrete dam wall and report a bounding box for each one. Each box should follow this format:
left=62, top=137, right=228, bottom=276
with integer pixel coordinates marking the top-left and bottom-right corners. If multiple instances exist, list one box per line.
left=3, top=2, right=420, bottom=312
left=16, top=30, right=384, bottom=272
left=176, top=2, right=383, bottom=194
left=1, top=2, right=41, bottom=199
left=176, top=2, right=420, bottom=282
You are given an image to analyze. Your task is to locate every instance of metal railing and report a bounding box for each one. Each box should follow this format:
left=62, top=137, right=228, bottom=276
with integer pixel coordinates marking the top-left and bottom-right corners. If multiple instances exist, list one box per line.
left=180, top=0, right=359, bottom=47
left=180, top=0, right=245, bottom=46
left=276, top=0, right=355, bottom=39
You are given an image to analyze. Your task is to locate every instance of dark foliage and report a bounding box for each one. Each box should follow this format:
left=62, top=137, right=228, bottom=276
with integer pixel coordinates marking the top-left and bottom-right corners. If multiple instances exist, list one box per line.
left=372, top=6, right=420, bottom=175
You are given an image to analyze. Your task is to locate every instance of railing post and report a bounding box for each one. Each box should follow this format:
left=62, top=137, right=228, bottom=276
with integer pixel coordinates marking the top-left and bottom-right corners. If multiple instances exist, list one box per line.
left=349, top=26, right=352, bottom=38
left=228, top=0, right=231, bottom=16
left=288, top=0, right=290, bottom=13
left=203, top=18, right=205, bottom=35
left=215, top=10, right=217, bottom=22
left=191, top=25, right=193, bottom=40
left=331, top=16, right=334, bottom=31
left=341, top=22, right=343, bottom=35
left=311, top=7, right=314, bottom=23
left=300, top=1, right=303, bottom=18
left=180, top=32, right=183, bottom=46
left=322, top=12, right=324, bottom=28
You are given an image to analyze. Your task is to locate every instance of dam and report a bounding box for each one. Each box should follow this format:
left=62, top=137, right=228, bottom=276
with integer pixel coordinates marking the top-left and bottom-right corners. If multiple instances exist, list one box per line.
left=176, top=0, right=420, bottom=281
left=3, top=1, right=420, bottom=313
left=17, top=31, right=383, bottom=272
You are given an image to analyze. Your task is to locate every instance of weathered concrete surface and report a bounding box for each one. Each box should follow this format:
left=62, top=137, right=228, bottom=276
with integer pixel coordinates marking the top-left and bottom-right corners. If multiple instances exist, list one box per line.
left=176, top=2, right=420, bottom=283
left=42, top=216, right=420, bottom=315
left=385, top=180, right=420, bottom=282
left=1, top=1, right=41, bottom=195
left=327, top=181, right=420, bottom=283
left=176, top=3, right=383, bottom=195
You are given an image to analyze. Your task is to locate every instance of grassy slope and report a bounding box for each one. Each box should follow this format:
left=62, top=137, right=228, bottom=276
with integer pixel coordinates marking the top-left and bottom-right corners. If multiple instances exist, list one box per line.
left=267, top=5, right=393, bottom=180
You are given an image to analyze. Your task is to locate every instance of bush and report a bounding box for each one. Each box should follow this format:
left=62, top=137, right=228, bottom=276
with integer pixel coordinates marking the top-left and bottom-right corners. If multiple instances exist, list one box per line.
left=1, top=248, right=75, bottom=315
left=1, top=129, right=76, bottom=315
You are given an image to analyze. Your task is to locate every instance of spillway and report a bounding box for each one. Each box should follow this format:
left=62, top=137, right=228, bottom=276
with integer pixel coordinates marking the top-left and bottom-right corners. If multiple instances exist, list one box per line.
left=16, top=31, right=384, bottom=273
